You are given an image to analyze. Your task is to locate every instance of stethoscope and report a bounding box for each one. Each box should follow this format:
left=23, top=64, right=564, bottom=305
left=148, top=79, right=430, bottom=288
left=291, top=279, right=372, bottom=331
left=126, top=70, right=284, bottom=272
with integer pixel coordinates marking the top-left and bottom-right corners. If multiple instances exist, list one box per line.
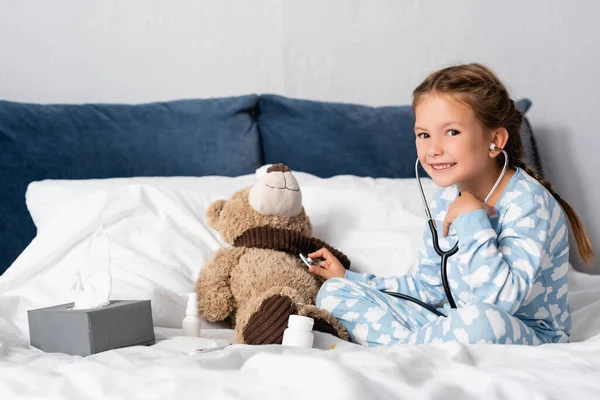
left=384, top=143, right=509, bottom=317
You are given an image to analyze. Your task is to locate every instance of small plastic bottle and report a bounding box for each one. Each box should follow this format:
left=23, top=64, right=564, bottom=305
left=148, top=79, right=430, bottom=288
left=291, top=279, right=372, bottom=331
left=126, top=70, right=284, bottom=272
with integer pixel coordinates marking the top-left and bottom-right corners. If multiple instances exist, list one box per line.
left=180, top=293, right=201, bottom=337
left=282, top=315, right=314, bottom=348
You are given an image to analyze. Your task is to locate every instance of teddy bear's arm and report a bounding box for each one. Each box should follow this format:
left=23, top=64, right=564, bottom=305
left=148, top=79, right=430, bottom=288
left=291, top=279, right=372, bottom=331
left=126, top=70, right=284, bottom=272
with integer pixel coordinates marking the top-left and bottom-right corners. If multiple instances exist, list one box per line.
left=195, top=247, right=246, bottom=322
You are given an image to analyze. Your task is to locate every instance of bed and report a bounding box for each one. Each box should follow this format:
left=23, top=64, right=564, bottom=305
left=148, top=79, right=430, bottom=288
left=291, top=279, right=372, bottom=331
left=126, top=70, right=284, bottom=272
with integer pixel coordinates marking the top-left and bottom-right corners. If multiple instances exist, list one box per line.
left=1, top=94, right=599, bottom=399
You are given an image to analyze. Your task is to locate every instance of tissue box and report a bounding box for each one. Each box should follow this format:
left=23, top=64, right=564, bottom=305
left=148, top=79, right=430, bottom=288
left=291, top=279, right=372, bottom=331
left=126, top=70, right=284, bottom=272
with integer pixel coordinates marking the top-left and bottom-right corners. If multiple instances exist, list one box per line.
left=28, top=300, right=155, bottom=356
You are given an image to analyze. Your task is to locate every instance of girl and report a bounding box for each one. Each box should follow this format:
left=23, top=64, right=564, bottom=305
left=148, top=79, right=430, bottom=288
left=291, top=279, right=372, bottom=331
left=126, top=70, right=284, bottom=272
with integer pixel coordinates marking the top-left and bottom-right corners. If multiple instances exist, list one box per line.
left=308, top=63, right=595, bottom=347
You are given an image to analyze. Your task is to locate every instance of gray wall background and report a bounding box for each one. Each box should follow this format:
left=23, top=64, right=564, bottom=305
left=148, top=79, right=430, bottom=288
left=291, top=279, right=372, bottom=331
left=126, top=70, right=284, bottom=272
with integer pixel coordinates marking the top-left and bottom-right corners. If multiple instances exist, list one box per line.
left=1, top=0, right=598, bottom=272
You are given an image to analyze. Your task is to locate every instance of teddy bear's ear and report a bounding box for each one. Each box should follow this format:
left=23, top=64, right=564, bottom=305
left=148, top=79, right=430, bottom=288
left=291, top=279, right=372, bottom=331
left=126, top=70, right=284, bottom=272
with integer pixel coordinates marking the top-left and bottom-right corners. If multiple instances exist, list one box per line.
left=206, top=199, right=226, bottom=229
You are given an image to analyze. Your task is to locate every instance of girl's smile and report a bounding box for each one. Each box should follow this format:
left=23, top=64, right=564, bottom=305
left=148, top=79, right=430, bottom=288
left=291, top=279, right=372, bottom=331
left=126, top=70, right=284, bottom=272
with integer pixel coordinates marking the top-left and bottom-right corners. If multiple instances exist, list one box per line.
left=430, top=163, right=457, bottom=171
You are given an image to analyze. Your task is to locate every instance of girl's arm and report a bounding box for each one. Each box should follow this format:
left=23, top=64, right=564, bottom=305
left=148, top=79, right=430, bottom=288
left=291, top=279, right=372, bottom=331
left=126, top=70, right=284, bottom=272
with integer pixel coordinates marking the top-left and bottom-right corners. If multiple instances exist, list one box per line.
left=450, top=195, right=564, bottom=314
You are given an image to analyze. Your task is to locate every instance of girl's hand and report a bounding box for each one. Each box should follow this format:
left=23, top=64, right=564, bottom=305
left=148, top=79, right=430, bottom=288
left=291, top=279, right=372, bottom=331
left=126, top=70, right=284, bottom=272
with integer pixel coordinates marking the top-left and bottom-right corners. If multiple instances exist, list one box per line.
left=442, top=192, right=496, bottom=237
left=307, top=248, right=346, bottom=280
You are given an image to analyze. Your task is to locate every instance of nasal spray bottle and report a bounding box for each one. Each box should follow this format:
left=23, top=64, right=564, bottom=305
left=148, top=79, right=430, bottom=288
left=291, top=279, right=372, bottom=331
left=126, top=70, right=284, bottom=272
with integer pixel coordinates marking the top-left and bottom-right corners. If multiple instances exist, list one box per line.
left=180, top=293, right=201, bottom=337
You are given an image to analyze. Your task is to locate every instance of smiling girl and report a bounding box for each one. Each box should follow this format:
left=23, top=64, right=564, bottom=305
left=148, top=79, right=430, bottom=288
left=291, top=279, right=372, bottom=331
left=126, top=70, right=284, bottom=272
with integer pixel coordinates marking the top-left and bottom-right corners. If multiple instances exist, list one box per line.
left=308, top=63, right=595, bottom=347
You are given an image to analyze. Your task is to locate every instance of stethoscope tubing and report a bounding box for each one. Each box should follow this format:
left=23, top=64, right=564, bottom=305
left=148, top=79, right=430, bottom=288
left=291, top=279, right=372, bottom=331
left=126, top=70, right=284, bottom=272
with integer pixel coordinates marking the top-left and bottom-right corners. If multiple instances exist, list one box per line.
left=384, top=150, right=509, bottom=316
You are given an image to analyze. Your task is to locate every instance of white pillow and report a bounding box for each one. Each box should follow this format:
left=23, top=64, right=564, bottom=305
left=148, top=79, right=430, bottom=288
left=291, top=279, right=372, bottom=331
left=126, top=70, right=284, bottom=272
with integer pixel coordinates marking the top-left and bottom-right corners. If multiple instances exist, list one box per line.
left=26, top=175, right=255, bottom=233
left=26, top=168, right=439, bottom=279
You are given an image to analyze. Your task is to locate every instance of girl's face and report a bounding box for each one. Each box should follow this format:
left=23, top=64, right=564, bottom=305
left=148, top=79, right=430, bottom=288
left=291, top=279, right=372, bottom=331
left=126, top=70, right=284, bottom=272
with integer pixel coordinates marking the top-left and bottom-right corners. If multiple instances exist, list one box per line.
left=414, top=93, right=491, bottom=188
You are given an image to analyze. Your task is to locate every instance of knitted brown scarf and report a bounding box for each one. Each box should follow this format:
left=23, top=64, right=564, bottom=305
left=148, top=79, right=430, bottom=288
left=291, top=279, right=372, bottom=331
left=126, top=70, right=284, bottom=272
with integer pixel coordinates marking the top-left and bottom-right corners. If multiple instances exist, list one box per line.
left=233, top=226, right=351, bottom=270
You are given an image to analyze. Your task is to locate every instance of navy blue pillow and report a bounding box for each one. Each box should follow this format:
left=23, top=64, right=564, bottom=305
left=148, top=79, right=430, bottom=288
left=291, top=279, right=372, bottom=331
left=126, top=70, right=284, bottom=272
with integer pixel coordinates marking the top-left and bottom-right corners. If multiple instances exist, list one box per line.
left=258, top=95, right=421, bottom=179
left=258, top=95, right=543, bottom=178
left=0, top=95, right=261, bottom=274
left=515, top=99, right=545, bottom=178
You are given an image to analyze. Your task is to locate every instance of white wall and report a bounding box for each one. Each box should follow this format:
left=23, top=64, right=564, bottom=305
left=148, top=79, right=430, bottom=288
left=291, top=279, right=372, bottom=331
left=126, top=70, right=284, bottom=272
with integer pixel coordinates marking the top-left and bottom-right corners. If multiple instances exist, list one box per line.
left=1, top=0, right=599, bottom=272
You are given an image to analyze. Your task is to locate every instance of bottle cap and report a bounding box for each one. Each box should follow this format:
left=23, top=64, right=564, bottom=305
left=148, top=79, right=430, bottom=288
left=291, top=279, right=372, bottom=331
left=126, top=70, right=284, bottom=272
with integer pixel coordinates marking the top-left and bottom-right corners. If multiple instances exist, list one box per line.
left=179, top=293, right=198, bottom=317
left=287, top=314, right=314, bottom=330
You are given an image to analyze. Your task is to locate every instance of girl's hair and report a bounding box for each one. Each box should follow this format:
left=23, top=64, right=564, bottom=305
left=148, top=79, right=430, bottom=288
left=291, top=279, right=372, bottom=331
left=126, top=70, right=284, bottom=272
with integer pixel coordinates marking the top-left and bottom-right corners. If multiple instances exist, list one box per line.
left=413, top=63, right=595, bottom=266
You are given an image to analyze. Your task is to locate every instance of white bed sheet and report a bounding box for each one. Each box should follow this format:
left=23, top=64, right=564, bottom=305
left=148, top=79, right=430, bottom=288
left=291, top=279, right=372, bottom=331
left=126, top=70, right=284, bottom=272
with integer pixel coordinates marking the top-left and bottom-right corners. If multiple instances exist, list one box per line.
left=2, top=173, right=600, bottom=399
left=2, top=267, right=600, bottom=400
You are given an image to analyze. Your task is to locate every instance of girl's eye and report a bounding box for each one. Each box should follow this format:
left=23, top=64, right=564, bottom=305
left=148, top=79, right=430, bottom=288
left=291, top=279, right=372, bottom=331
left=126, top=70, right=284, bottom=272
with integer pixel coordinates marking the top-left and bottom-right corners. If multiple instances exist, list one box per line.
left=446, top=129, right=460, bottom=136
left=417, top=132, right=429, bottom=139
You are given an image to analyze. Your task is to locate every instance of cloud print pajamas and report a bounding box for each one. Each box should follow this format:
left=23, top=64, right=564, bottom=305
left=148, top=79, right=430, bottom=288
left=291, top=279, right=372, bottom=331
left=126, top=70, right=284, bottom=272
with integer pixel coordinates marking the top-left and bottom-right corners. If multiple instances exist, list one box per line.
left=316, top=168, right=571, bottom=347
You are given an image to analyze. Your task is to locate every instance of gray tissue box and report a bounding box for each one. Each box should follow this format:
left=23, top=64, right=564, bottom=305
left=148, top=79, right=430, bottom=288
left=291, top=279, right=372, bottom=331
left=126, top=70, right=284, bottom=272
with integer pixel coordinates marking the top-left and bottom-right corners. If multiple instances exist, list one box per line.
left=28, top=300, right=155, bottom=356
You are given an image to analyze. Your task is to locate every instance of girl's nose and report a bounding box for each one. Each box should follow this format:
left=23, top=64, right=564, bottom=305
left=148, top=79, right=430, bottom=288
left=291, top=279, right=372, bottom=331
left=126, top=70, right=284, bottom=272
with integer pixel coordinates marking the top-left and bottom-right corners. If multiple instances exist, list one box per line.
left=427, top=140, right=443, bottom=157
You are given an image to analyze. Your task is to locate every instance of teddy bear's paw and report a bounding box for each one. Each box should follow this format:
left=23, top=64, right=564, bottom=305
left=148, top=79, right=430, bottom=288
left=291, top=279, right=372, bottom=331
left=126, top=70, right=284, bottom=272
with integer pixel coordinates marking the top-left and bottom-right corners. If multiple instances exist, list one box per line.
left=242, top=294, right=298, bottom=345
left=298, top=304, right=351, bottom=342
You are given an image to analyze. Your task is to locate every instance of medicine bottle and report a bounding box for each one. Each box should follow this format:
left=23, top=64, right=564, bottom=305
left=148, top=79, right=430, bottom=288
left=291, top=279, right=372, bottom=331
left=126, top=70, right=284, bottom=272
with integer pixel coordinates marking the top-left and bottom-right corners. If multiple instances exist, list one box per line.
left=282, top=315, right=314, bottom=348
left=180, top=293, right=201, bottom=337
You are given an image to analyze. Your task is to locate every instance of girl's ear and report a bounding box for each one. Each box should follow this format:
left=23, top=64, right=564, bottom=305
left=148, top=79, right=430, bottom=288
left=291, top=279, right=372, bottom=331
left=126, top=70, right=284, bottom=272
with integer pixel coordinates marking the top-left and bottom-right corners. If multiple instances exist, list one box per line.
left=490, top=127, right=509, bottom=152
left=206, top=200, right=226, bottom=229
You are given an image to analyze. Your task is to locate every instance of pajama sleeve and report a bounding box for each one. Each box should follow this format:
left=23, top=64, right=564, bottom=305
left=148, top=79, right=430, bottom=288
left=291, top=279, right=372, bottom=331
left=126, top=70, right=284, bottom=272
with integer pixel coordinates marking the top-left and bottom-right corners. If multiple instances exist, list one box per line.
left=450, top=196, right=557, bottom=314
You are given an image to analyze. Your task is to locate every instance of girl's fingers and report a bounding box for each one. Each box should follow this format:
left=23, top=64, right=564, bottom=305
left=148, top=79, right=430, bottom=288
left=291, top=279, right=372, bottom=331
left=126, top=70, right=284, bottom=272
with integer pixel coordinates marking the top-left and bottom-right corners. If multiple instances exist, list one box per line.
left=307, top=247, right=345, bottom=280
left=442, top=207, right=457, bottom=237
left=308, top=264, right=323, bottom=277
left=308, top=248, right=324, bottom=259
left=309, top=247, right=332, bottom=260
left=442, top=216, right=450, bottom=237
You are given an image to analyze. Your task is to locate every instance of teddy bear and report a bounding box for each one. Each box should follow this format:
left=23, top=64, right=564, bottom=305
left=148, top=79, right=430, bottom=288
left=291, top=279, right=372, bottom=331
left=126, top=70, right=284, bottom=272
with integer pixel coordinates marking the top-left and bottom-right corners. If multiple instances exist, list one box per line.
left=195, top=164, right=351, bottom=345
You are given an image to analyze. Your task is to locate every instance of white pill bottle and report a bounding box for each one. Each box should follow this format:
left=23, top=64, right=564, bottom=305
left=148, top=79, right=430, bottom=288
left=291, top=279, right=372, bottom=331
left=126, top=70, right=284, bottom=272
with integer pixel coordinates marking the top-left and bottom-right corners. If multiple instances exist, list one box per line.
left=282, top=315, right=314, bottom=348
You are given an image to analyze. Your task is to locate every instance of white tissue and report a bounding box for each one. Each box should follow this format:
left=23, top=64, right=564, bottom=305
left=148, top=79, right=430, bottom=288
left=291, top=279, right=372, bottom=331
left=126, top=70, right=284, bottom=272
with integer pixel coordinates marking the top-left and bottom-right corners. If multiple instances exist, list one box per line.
left=71, top=228, right=112, bottom=309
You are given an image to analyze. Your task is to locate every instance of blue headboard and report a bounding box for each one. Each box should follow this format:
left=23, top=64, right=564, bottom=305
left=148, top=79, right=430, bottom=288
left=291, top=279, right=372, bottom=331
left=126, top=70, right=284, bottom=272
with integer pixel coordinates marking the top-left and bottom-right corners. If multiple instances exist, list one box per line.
left=0, top=95, right=542, bottom=274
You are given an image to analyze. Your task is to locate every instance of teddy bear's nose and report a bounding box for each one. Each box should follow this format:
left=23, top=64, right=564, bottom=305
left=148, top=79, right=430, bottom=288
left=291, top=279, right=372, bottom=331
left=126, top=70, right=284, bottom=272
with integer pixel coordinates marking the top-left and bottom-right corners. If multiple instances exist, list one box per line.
left=249, top=166, right=302, bottom=218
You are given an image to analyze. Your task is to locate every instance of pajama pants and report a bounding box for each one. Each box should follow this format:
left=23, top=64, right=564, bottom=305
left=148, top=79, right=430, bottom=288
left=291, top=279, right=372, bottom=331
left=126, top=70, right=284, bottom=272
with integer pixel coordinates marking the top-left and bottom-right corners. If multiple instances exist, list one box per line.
left=316, top=278, right=549, bottom=347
